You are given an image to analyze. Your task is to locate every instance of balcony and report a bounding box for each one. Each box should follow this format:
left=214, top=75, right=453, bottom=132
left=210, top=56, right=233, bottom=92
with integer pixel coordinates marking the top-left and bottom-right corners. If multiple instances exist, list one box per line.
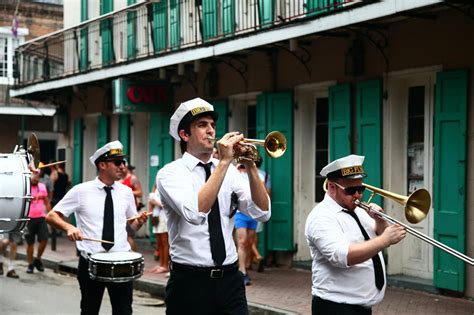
left=13, top=0, right=370, bottom=89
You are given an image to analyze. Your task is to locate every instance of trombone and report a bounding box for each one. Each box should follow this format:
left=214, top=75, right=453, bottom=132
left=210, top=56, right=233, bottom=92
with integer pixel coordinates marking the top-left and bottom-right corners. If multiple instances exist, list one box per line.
left=323, top=180, right=474, bottom=265
left=208, top=131, right=287, bottom=161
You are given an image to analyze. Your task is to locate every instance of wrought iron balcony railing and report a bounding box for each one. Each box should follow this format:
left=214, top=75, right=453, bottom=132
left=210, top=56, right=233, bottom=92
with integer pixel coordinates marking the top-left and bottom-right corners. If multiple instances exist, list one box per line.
left=14, top=0, right=364, bottom=87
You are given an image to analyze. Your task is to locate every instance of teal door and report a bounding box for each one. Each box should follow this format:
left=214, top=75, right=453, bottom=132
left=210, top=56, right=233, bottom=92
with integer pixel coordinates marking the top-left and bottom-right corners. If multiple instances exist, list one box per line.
left=100, top=0, right=114, bottom=65
left=258, top=0, right=274, bottom=27
left=169, top=0, right=180, bottom=49
left=80, top=0, right=89, bottom=71
left=328, top=83, right=351, bottom=161
left=127, top=0, right=137, bottom=59
left=356, top=79, right=382, bottom=204
left=222, top=0, right=235, bottom=36
left=257, top=92, right=293, bottom=252
left=202, top=0, right=217, bottom=41
left=152, top=1, right=167, bottom=52
left=433, top=69, right=468, bottom=292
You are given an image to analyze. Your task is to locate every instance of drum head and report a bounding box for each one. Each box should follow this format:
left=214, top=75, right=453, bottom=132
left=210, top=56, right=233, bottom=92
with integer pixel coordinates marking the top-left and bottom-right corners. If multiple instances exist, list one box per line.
left=90, top=251, right=143, bottom=262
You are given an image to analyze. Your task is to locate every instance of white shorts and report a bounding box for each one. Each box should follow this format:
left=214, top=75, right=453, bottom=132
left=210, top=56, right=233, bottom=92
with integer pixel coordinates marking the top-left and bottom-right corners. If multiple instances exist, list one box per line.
left=152, top=211, right=168, bottom=234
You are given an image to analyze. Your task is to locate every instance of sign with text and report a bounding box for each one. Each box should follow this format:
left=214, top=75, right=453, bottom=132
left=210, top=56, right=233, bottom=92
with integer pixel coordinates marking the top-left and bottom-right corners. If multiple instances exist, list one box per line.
left=112, top=78, right=173, bottom=114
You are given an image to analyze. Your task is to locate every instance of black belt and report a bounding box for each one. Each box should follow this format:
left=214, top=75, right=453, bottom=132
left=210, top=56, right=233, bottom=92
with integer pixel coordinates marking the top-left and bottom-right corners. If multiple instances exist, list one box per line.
left=170, top=261, right=238, bottom=279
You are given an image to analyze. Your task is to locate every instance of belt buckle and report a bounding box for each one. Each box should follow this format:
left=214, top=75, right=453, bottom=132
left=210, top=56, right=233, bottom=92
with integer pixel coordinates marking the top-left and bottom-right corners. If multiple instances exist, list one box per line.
left=210, top=268, right=224, bottom=278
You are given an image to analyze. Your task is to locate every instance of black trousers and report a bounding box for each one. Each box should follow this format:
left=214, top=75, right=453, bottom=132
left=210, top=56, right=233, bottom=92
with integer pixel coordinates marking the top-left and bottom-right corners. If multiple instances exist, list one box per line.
left=77, top=256, right=133, bottom=315
left=165, top=261, right=248, bottom=315
left=312, top=296, right=372, bottom=315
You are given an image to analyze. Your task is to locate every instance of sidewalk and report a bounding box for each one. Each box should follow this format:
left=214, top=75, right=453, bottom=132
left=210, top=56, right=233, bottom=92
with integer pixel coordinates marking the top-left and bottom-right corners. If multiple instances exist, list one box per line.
left=13, top=236, right=474, bottom=315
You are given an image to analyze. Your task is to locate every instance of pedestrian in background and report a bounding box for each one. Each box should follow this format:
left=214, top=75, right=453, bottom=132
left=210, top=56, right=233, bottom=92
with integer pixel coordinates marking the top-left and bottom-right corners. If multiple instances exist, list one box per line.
left=149, top=184, right=169, bottom=274
left=119, top=161, right=143, bottom=251
left=248, top=156, right=270, bottom=273
left=157, top=97, right=271, bottom=314
left=45, top=140, right=148, bottom=315
left=0, top=233, right=21, bottom=278
left=234, top=162, right=259, bottom=286
left=38, top=161, right=54, bottom=201
left=25, top=171, right=52, bottom=273
left=305, top=154, right=406, bottom=315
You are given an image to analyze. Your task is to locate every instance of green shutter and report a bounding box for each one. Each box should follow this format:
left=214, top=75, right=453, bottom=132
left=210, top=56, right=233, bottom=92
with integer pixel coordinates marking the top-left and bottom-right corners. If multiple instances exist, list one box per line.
left=97, top=115, right=109, bottom=149
left=80, top=0, right=88, bottom=71
left=152, top=2, right=168, bottom=52
left=127, top=0, right=137, bottom=59
left=222, top=0, right=235, bottom=36
left=118, top=114, right=130, bottom=155
left=306, top=0, right=343, bottom=16
left=73, top=118, right=83, bottom=186
left=329, top=83, right=351, bottom=161
left=258, top=0, right=274, bottom=27
left=257, top=92, right=293, bottom=252
left=433, top=69, right=468, bottom=292
left=202, top=0, right=217, bottom=41
left=211, top=100, right=228, bottom=139
left=101, top=0, right=114, bottom=65
left=356, top=79, right=382, bottom=205
left=169, top=0, right=180, bottom=49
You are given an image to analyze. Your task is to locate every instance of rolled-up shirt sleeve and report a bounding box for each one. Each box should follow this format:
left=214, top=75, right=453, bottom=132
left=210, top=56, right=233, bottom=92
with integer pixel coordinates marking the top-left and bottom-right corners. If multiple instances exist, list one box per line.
left=308, top=214, right=350, bottom=268
left=230, top=166, right=271, bottom=222
left=157, top=166, right=207, bottom=225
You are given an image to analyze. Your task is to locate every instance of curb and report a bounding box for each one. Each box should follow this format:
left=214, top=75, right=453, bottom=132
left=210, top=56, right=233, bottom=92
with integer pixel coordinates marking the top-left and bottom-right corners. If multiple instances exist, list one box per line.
left=15, top=251, right=295, bottom=315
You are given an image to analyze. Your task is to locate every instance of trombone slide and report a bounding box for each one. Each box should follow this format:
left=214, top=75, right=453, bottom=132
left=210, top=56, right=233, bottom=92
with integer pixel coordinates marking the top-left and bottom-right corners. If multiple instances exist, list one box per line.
left=354, top=200, right=474, bottom=266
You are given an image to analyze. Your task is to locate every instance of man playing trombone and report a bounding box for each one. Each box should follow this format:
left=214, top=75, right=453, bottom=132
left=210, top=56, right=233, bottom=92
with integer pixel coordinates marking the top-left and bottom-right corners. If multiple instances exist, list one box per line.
left=305, top=154, right=406, bottom=315
left=157, top=97, right=271, bottom=314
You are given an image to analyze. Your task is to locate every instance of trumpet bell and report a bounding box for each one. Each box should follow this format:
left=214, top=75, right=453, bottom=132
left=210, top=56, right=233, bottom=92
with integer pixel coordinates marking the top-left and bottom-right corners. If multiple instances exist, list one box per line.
left=264, top=131, right=287, bottom=158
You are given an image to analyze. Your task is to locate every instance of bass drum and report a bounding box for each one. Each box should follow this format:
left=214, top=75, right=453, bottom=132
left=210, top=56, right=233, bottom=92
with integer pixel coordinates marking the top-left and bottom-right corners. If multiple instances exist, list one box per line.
left=0, top=152, right=31, bottom=233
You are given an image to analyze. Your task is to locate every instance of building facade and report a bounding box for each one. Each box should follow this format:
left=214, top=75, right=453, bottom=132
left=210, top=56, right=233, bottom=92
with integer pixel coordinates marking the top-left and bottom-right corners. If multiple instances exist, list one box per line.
left=0, top=0, right=63, bottom=159
left=11, top=0, right=474, bottom=297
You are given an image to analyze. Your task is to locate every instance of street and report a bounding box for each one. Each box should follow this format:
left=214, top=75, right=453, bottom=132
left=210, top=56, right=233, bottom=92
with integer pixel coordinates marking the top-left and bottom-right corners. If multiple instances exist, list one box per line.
left=0, top=260, right=165, bottom=315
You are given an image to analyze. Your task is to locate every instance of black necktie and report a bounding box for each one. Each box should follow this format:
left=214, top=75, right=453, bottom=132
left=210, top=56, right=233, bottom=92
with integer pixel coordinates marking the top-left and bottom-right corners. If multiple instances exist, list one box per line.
left=102, top=186, right=114, bottom=251
left=343, top=210, right=385, bottom=290
left=198, top=162, right=226, bottom=266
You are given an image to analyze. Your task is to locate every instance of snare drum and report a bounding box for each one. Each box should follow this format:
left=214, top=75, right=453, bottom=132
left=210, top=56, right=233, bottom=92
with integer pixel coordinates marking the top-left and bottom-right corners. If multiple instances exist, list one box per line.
left=88, top=251, right=144, bottom=283
left=0, top=152, right=31, bottom=233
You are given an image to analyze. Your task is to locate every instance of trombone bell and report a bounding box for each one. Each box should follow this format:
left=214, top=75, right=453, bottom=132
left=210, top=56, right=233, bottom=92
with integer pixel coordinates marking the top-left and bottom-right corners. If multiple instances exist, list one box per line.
left=362, top=183, right=431, bottom=224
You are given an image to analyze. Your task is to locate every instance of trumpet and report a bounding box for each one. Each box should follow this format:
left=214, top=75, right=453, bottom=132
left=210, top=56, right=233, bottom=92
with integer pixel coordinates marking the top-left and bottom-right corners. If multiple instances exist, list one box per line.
left=207, top=131, right=287, bottom=161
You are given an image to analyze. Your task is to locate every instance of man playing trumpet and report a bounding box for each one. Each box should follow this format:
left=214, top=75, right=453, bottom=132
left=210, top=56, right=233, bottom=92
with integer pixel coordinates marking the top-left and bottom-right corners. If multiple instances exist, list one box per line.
left=157, top=97, right=271, bottom=314
left=305, top=154, right=406, bottom=315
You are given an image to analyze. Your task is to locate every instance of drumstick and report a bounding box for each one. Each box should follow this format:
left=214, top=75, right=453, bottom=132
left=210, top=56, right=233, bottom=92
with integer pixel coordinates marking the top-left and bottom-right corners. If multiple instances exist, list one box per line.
left=126, top=211, right=153, bottom=222
left=82, top=237, right=115, bottom=245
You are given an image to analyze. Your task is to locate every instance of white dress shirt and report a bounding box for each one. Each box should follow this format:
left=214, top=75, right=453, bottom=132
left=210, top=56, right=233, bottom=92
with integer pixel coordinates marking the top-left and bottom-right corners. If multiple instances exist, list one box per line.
left=53, top=177, right=137, bottom=254
left=305, top=193, right=386, bottom=307
left=157, top=152, right=271, bottom=267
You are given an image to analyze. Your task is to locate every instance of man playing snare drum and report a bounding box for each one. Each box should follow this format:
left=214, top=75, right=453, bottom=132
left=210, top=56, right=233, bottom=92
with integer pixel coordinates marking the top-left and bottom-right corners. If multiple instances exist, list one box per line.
left=46, top=141, right=148, bottom=315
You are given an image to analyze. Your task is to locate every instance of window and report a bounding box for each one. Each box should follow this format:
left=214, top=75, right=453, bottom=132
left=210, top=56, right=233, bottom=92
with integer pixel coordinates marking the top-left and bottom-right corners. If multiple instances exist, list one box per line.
left=315, top=97, right=329, bottom=202
left=407, top=86, right=425, bottom=194
left=0, top=33, right=23, bottom=84
left=0, top=37, right=8, bottom=78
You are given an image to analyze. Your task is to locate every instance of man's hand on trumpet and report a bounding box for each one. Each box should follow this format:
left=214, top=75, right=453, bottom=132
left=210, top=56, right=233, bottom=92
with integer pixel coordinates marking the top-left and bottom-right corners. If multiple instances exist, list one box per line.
left=215, top=132, right=244, bottom=163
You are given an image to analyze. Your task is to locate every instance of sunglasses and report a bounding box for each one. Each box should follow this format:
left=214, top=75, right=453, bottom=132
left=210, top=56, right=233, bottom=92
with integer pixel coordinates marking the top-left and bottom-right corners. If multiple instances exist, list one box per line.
left=106, top=159, right=126, bottom=166
left=332, top=181, right=366, bottom=195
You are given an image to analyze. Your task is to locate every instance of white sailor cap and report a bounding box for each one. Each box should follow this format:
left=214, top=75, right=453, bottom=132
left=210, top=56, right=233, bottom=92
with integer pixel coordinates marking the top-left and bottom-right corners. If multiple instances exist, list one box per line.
left=89, top=140, right=125, bottom=166
left=320, top=154, right=367, bottom=179
left=169, top=97, right=218, bottom=141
